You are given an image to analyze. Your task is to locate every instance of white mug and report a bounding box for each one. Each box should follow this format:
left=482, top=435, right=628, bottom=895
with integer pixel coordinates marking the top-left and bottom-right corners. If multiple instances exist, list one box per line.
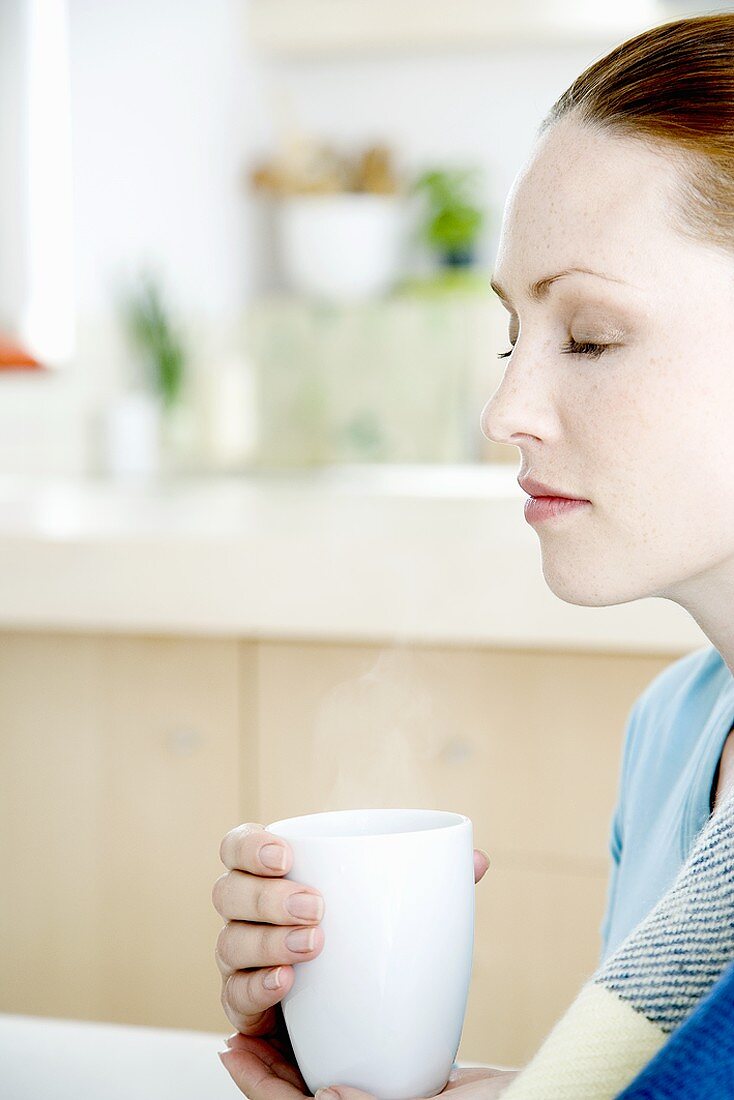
left=265, top=808, right=475, bottom=1100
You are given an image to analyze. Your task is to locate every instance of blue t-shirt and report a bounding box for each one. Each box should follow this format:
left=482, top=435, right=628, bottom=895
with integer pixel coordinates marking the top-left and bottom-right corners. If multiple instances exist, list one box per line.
left=600, top=643, right=734, bottom=964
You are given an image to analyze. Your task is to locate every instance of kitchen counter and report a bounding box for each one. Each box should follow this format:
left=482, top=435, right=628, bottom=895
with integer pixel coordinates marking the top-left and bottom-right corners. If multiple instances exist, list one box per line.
left=0, top=1013, right=500, bottom=1099
left=0, top=465, right=706, bottom=653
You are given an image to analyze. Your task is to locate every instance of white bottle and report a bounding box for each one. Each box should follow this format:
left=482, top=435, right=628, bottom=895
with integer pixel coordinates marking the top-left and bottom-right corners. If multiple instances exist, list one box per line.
left=102, top=390, right=161, bottom=478
left=201, top=355, right=257, bottom=471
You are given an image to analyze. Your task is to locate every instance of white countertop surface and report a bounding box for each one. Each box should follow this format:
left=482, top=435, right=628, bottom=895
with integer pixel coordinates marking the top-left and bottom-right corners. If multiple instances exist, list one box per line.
left=0, top=465, right=707, bottom=653
left=0, top=1013, right=499, bottom=1099
left=0, top=1014, right=241, bottom=1100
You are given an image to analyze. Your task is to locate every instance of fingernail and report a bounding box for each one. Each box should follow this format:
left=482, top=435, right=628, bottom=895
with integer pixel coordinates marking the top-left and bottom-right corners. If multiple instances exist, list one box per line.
left=286, top=892, right=324, bottom=921
left=224, top=1033, right=239, bottom=1047
left=316, top=1090, right=339, bottom=1100
left=263, top=966, right=282, bottom=990
left=286, top=927, right=316, bottom=952
left=260, top=843, right=287, bottom=871
left=477, top=849, right=490, bottom=862
left=218, top=1049, right=234, bottom=1066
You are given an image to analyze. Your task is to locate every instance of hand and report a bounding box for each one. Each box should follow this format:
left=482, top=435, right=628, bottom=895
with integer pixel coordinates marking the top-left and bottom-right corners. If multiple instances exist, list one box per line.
left=213, top=820, right=490, bottom=1053
left=213, top=822, right=326, bottom=1044
left=218, top=1037, right=518, bottom=1100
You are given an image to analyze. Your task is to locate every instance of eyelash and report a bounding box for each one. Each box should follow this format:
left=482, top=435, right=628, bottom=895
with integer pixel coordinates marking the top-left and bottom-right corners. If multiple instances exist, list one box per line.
left=497, top=339, right=609, bottom=360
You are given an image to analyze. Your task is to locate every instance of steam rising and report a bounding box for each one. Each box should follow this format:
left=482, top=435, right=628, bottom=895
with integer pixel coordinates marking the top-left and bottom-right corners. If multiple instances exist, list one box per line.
left=309, top=645, right=447, bottom=810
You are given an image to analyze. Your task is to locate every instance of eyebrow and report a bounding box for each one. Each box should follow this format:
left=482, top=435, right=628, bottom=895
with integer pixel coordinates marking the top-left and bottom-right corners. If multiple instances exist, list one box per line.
left=489, top=267, right=631, bottom=303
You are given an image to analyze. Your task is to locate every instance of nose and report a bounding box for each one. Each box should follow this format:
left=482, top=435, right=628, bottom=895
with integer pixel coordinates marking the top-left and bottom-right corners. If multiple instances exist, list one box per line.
left=480, top=355, right=551, bottom=448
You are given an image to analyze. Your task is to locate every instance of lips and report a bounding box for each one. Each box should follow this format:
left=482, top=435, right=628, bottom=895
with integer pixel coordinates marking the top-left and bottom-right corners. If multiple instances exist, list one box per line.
left=524, top=495, right=590, bottom=525
left=517, top=476, right=590, bottom=501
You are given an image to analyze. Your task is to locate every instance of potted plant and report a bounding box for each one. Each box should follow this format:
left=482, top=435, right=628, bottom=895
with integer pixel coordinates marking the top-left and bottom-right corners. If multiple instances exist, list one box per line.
left=251, top=140, right=405, bottom=302
left=121, top=271, right=186, bottom=411
left=102, top=271, right=190, bottom=478
left=411, top=168, right=485, bottom=268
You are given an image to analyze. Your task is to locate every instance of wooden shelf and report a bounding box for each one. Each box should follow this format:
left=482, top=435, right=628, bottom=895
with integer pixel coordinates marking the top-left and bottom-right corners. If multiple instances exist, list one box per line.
left=248, top=0, right=667, bottom=57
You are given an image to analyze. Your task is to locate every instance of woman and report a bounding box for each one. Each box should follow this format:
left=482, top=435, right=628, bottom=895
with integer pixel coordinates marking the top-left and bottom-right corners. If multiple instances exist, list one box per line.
left=213, top=12, right=734, bottom=1098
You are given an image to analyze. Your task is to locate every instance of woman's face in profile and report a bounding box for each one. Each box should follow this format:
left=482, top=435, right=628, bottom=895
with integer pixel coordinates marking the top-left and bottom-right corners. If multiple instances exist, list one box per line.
left=481, top=115, right=734, bottom=611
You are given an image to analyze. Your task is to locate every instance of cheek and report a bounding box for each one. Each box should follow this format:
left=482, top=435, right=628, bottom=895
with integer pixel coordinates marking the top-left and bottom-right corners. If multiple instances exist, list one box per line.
left=577, top=343, right=734, bottom=502
left=535, top=347, right=734, bottom=604
left=617, top=351, right=734, bottom=508
left=563, top=349, right=734, bottom=589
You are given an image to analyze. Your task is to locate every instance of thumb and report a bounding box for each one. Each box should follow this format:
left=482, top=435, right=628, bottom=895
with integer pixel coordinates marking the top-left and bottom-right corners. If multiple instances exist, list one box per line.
left=473, top=848, right=490, bottom=883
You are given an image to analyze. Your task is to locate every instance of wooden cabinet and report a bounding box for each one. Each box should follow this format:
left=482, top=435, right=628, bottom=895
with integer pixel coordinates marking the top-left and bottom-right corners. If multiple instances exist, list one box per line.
left=0, top=633, right=245, bottom=1032
left=0, top=630, right=672, bottom=1065
left=255, top=641, right=670, bottom=1065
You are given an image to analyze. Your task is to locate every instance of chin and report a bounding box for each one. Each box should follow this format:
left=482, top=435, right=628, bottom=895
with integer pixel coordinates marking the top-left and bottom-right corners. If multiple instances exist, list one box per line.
left=540, top=558, right=650, bottom=608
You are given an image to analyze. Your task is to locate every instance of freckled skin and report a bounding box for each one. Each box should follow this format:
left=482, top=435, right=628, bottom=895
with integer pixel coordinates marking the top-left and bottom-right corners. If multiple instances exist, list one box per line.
left=482, top=116, right=734, bottom=672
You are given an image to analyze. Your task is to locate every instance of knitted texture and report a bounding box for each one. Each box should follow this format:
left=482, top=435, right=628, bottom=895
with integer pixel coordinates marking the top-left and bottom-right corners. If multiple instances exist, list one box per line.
left=502, top=784, right=734, bottom=1099
left=616, top=958, right=734, bottom=1098
left=500, top=983, right=665, bottom=1100
left=597, top=786, right=734, bottom=1033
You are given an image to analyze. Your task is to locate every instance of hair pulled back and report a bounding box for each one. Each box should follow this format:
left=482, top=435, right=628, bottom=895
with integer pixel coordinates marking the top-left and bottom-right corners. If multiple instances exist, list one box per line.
left=540, top=14, right=734, bottom=251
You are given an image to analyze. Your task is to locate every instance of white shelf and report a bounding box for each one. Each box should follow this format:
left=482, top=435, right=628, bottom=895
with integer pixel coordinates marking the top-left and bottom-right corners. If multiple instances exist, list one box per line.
left=248, top=0, right=667, bottom=57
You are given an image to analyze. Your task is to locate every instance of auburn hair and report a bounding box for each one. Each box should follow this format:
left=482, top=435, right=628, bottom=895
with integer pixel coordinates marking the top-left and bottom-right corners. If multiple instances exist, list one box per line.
left=538, top=13, right=734, bottom=251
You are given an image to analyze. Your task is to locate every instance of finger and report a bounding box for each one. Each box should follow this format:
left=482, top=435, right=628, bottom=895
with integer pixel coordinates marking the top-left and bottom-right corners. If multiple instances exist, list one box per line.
left=222, top=994, right=278, bottom=1039
left=473, top=848, right=490, bottom=883
left=314, top=1088, right=381, bottom=1100
left=216, top=920, right=325, bottom=978
left=221, top=965, right=295, bottom=1030
left=218, top=1039, right=308, bottom=1100
left=212, top=869, right=325, bottom=925
left=221, top=966, right=294, bottom=1028
left=224, top=1033, right=307, bottom=1091
left=220, top=823, right=293, bottom=877
left=445, top=1066, right=509, bottom=1087
left=225, top=1031, right=292, bottom=1054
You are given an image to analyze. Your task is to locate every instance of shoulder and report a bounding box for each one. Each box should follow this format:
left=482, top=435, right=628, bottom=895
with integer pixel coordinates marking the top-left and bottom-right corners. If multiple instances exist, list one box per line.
left=620, top=645, right=729, bottom=782
left=632, top=644, right=728, bottom=726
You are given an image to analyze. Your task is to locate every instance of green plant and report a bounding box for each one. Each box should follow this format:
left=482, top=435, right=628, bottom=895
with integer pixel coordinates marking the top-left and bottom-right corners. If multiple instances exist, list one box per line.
left=120, top=271, right=187, bottom=408
left=411, top=167, right=485, bottom=258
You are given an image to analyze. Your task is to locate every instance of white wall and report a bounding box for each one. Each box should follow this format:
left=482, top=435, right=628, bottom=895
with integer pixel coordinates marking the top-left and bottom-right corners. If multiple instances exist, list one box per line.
left=0, top=0, right=253, bottom=474
left=69, top=0, right=251, bottom=320
left=0, top=1, right=620, bottom=475
left=255, top=44, right=601, bottom=268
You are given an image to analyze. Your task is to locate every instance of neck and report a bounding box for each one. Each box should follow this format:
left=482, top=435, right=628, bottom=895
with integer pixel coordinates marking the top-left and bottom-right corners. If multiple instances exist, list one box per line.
left=665, top=559, right=734, bottom=678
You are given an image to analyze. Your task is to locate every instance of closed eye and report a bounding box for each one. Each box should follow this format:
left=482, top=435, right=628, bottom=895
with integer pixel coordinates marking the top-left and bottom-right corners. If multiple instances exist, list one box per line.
left=497, top=338, right=611, bottom=360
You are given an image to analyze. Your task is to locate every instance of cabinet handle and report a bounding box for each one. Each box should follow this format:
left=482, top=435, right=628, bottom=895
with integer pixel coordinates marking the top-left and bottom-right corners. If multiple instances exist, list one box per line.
left=166, top=728, right=203, bottom=756
left=441, top=739, right=472, bottom=764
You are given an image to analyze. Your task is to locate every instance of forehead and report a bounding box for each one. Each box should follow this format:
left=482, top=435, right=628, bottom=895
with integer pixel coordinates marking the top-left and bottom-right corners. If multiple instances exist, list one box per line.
left=495, top=118, right=690, bottom=290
